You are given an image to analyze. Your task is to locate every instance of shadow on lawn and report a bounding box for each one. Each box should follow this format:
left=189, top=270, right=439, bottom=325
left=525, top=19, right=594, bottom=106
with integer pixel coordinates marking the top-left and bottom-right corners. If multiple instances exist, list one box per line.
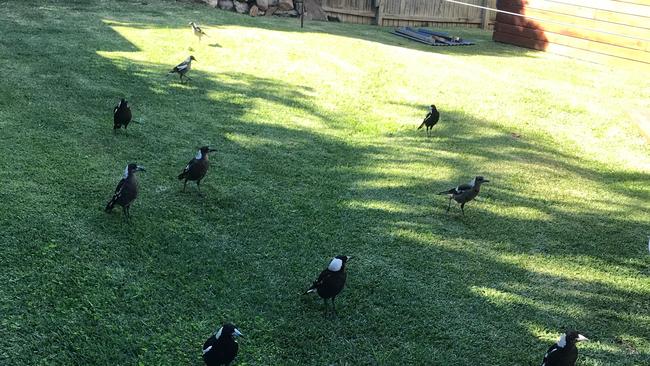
left=98, top=0, right=537, bottom=59
left=1, top=2, right=648, bottom=365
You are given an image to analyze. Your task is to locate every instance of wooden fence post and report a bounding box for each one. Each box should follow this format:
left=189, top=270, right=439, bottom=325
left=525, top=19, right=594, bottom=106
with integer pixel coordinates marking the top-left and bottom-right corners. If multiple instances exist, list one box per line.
left=480, top=0, right=490, bottom=29
left=374, top=0, right=384, bottom=26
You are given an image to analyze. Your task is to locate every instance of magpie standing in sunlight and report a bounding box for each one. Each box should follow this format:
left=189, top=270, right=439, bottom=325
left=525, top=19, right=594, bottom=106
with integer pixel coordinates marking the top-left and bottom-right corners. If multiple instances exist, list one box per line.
left=168, top=55, right=196, bottom=83
left=178, top=146, right=217, bottom=194
left=540, top=330, right=589, bottom=366
left=202, top=323, right=243, bottom=366
left=113, top=99, right=132, bottom=132
left=417, top=104, right=440, bottom=137
left=438, top=176, right=489, bottom=215
left=304, top=255, right=351, bottom=315
left=105, top=163, right=145, bottom=221
left=190, top=22, right=208, bottom=42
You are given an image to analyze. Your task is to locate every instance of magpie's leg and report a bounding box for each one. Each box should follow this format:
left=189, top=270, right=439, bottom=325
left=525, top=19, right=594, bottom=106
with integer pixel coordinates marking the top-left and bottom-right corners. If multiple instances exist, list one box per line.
left=196, top=179, right=203, bottom=196
left=323, top=298, right=328, bottom=315
left=446, top=198, right=452, bottom=213
left=461, top=203, right=465, bottom=216
left=332, top=297, right=337, bottom=316
left=182, top=179, right=187, bottom=192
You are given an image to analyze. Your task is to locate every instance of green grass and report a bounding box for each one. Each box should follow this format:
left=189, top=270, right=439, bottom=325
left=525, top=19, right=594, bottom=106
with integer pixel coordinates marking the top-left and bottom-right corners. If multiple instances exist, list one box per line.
left=1, top=0, right=649, bottom=364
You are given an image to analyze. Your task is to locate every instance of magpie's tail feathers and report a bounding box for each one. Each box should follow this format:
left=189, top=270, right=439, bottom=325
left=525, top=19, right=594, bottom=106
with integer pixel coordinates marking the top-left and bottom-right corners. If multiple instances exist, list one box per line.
left=178, top=172, right=187, bottom=180
left=417, top=121, right=426, bottom=130
left=438, top=189, right=454, bottom=195
left=304, top=287, right=317, bottom=295
left=105, top=199, right=116, bottom=212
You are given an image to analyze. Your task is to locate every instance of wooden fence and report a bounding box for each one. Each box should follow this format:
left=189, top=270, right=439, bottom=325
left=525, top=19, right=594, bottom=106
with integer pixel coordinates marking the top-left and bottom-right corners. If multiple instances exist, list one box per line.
left=493, top=0, right=650, bottom=65
left=321, top=0, right=498, bottom=28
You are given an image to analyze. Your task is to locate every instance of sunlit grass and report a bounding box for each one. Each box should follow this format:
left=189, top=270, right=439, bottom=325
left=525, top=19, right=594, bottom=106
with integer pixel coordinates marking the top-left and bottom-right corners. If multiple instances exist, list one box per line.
left=0, top=0, right=649, bottom=365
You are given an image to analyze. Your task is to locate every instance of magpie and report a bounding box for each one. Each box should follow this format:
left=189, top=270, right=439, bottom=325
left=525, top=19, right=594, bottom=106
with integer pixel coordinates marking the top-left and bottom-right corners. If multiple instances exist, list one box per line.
left=105, top=163, right=145, bottom=221
left=178, top=146, right=217, bottom=194
left=190, top=22, right=208, bottom=42
left=168, top=55, right=197, bottom=83
left=540, top=330, right=589, bottom=366
left=202, top=323, right=243, bottom=366
left=304, top=255, right=351, bottom=315
left=113, top=99, right=132, bottom=132
left=417, top=104, right=440, bottom=137
left=438, top=176, right=489, bottom=215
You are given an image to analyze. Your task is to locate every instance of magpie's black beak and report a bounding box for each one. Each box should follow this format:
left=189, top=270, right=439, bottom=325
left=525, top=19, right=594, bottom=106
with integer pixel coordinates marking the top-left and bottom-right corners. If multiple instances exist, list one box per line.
left=482, top=179, right=490, bottom=183
left=209, top=149, right=217, bottom=153
left=136, top=166, right=146, bottom=172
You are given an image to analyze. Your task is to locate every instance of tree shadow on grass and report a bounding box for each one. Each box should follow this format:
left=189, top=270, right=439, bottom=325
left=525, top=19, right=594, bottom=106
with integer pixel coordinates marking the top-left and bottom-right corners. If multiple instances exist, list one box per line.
left=1, top=2, right=648, bottom=365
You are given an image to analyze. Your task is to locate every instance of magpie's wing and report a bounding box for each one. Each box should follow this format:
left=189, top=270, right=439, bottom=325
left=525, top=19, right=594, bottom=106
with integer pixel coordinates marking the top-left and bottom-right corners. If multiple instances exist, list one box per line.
left=202, top=335, right=216, bottom=355
left=181, top=158, right=198, bottom=175
left=308, top=269, right=334, bottom=291
left=113, top=178, right=126, bottom=195
left=540, top=344, right=560, bottom=366
left=455, top=183, right=472, bottom=193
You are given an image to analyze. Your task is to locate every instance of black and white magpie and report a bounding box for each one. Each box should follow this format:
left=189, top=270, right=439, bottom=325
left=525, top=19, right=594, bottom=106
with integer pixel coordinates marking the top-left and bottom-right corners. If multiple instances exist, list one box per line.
left=438, top=176, right=489, bottom=215
left=304, top=255, right=351, bottom=315
left=202, top=323, right=243, bottom=366
left=540, top=330, right=589, bottom=366
left=105, top=163, right=145, bottom=220
left=178, top=146, right=217, bottom=194
left=417, top=104, right=440, bottom=137
left=113, top=99, right=132, bottom=132
left=168, top=55, right=197, bottom=83
left=190, top=22, right=208, bottom=42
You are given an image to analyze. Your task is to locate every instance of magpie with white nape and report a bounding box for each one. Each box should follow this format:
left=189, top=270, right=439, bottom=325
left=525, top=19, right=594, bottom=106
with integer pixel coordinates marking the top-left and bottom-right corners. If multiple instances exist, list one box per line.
left=417, top=104, right=440, bottom=137
left=178, top=146, right=217, bottom=194
left=438, top=176, right=489, bottom=215
left=540, top=330, right=589, bottom=366
left=105, top=163, right=145, bottom=221
left=304, top=255, right=351, bottom=315
left=168, top=55, right=196, bottom=83
left=190, top=22, right=208, bottom=42
left=202, top=323, right=243, bottom=366
left=113, top=99, right=132, bottom=132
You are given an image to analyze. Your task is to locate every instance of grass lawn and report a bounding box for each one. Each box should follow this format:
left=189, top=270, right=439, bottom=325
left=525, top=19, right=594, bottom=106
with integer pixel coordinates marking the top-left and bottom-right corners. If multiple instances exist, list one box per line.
left=1, top=0, right=649, bottom=364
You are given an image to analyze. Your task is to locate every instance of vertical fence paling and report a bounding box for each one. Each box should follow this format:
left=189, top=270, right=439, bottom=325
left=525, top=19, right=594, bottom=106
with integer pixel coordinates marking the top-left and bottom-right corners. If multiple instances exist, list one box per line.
left=321, top=0, right=497, bottom=28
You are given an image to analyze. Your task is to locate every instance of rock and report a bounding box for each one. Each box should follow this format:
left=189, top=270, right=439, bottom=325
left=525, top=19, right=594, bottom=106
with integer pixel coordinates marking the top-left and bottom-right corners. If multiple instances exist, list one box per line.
left=275, top=9, right=298, bottom=16
left=203, top=0, right=219, bottom=7
left=278, top=0, right=293, bottom=10
left=256, top=0, right=268, bottom=10
left=218, top=0, right=234, bottom=10
left=304, top=0, right=327, bottom=21
left=233, top=0, right=249, bottom=13
left=264, top=6, right=277, bottom=15
left=250, top=4, right=259, bottom=16
left=268, top=0, right=279, bottom=6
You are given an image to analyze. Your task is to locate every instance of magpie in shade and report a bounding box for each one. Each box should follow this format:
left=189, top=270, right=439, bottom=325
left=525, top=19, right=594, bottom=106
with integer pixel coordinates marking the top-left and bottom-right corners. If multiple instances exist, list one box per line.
left=105, top=163, right=145, bottom=220
left=540, top=330, right=589, bottom=366
left=417, top=104, right=440, bottom=137
left=438, top=176, right=489, bottom=215
left=168, top=55, right=196, bottom=83
left=113, top=99, right=132, bottom=132
left=304, top=255, right=351, bottom=315
left=202, top=323, right=243, bottom=366
left=178, top=146, right=217, bottom=194
left=190, top=22, right=208, bottom=42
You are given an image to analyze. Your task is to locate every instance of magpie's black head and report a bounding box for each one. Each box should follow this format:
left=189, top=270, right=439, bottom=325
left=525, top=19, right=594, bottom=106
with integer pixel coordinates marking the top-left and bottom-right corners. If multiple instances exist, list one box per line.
left=563, top=330, right=589, bottom=346
left=216, top=323, right=243, bottom=340
left=199, top=146, right=217, bottom=155
left=119, top=99, right=128, bottom=108
left=430, top=104, right=437, bottom=111
left=189, top=22, right=195, bottom=26
left=328, top=255, right=351, bottom=272
left=190, top=55, right=197, bottom=62
left=124, top=163, right=145, bottom=178
left=474, top=176, right=489, bottom=184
